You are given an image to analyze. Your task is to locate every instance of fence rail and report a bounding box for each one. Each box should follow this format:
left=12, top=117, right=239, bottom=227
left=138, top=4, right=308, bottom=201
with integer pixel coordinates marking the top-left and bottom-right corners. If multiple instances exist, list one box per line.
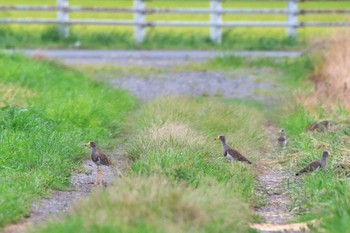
left=0, top=0, right=349, bottom=43
left=2, top=5, right=350, bottom=15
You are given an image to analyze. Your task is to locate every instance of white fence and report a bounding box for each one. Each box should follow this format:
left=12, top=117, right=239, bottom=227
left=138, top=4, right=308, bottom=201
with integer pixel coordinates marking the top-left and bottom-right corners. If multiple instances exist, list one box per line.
left=0, top=0, right=349, bottom=43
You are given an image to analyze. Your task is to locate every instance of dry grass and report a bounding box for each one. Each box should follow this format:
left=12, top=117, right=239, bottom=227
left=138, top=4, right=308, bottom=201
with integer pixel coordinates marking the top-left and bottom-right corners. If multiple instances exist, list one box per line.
left=147, top=122, right=207, bottom=149
left=308, top=29, right=350, bottom=109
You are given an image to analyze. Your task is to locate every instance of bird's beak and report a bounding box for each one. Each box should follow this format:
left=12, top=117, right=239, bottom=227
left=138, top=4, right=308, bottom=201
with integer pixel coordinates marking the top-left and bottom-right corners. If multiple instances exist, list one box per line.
left=84, top=142, right=90, bottom=147
left=214, top=136, right=220, bottom=141
left=329, top=152, right=332, bottom=156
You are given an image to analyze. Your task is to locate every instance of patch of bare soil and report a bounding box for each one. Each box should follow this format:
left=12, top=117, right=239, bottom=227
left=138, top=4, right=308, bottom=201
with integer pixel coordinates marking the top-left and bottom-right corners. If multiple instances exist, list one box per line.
left=3, top=152, right=128, bottom=233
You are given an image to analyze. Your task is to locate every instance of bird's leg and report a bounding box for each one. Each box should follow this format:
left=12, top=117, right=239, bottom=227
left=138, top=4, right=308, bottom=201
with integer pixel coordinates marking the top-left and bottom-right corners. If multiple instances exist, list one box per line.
left=94, top=166, right=99, bottom=185
left=99, top=168, right=103, bottom=187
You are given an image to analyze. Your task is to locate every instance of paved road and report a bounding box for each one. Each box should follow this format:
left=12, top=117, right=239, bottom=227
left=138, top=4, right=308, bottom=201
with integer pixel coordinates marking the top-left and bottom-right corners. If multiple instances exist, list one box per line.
left=7, top=49, right=301, bottom=66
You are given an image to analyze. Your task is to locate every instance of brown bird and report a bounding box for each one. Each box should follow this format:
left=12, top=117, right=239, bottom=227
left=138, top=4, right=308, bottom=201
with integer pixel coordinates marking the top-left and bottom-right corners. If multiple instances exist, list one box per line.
left=215, top=135, right=252, bottom=164
left=277, top=128, right=287, bottom=148
left=295, top=151, right=331, bottom=176
left=85, top=141, right=111, bottom=186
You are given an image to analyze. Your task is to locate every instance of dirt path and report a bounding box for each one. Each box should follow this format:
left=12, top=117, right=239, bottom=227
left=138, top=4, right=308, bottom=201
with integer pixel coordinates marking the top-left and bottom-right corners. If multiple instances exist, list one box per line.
left=256, top=160, right=294, bottom=225
left=251, top=126, right=308, bottom=233
left=3, top=152, right=128, bottom=233
left=252, top=160, right=307, bottom=233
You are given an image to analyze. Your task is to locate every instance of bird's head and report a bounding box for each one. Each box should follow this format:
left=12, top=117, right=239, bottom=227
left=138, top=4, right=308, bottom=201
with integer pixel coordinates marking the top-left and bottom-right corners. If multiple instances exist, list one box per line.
left=214, top=134, right=226, bottom=142
left=85, top=141, right=96, bottom=148
left=323, top=151, right=331, bottom=157
left=279, top=128, right=285, bottom=134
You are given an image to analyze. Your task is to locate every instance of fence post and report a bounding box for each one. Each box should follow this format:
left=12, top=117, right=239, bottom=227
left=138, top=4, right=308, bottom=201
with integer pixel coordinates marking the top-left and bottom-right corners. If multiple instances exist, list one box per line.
left=286, top=0, right=298, bottom=37
left=210, top=0, right=222, bottom=43
left=134, top=0, right=145, bottom=43
left=56, top=0, right=69, bottom=38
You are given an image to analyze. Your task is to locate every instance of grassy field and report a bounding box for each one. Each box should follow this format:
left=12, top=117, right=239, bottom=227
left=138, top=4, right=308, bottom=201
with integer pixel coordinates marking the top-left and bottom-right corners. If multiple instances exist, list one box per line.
left=2, top=39, right=350, bottom=232
left=0, top=53, right=136, bottom=226
left=0, top=1, right=349, bottom=49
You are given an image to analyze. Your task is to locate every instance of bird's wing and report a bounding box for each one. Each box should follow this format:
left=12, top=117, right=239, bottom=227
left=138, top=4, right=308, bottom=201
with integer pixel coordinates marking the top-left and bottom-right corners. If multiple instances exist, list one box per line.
left=297, top=160, right=321, bottom=174
left=227, top=148, right=252, bottom=164
left=224, top=150, right=228, bottom=157
left=97, top=150, right=111, bottom=165
left=308, top=160, right=322, bottom=171
left=277, top=136, right=287, bottom=142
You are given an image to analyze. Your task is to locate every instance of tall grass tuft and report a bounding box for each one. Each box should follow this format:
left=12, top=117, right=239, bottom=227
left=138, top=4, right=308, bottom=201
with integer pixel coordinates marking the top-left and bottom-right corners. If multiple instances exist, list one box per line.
left=35, top=176, right=255, bottom=233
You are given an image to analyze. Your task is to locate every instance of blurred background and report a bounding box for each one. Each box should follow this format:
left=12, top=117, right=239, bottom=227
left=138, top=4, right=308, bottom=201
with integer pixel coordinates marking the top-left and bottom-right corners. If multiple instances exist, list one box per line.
left=0, top=0, right=349, bottom=50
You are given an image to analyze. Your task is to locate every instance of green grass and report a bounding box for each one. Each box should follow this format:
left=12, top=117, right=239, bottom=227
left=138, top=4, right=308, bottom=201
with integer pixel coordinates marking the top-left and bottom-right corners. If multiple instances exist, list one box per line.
left=275, top=101, right=350, bottom=232
left=0, top=1, right=349, bottom=49
left=34, top=95, right=267, bottom=233
left=0, top=53, right=136, bottom=226
left=0, top=26, right=304, bottom=50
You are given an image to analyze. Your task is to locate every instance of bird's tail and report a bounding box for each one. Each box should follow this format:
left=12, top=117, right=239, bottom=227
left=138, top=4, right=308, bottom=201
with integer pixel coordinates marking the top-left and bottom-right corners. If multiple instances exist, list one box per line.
left=295, top=168, right=307, bottom=176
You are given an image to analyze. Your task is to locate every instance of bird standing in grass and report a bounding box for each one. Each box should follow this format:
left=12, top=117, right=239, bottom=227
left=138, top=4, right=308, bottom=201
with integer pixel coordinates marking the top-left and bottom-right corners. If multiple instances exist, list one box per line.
left=215, top=134, right=252, bottom=164
left=85, top=141, right=111, bottom=186
left=277, top=128, right=287, bottom=149
left=295, top=151, right=331, bottom=176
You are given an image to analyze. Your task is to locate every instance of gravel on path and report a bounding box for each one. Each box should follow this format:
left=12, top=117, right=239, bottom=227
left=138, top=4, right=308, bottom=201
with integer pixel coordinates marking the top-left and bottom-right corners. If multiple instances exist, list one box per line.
left=109, top=69, right=275, bottom=101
